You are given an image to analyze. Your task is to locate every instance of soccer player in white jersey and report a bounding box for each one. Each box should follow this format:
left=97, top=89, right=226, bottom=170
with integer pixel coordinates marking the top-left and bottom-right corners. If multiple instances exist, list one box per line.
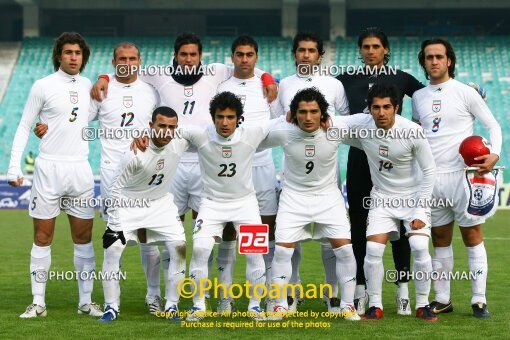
left=273, top=32, right=350, bottom=311
left=215, top=36, right=279, bottom=314
left=184, top=92, right=275, bottom=322
left=91, top=34, right=277, bottom=302
left=98, top=107, right=188, bottom=322
left=412, top=39, right=502, bottom=318
left=35, top=42, right=165, bottom=314
left=339, top=83, right=437, bottom=321
left=7, top=32, right=102, bottom=318
left=259, top=88, right=358, bottom=320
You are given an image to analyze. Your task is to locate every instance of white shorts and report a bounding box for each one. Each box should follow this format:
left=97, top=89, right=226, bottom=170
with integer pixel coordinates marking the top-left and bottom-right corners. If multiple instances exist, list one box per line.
left=193, top=195, right=261, bottom=239
left=275, top=189, right=351, bottom=243
left=253, top=164, right=278, bottom=216
left=170, top=162, right=202, bottom=216
left=100, top=167, right=117, bottom=220
left=367, top=190, right=431, bottom=241
left=29, top=157, right=94, bottom=219
left=107, top=193, right=185, bottom=245
left=432, top=170, right=486, bottom=227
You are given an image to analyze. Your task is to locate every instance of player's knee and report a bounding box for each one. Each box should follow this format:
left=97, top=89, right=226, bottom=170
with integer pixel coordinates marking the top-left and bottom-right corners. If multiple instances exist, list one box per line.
left=460, top=227, right=483, bottom=247
left=34, top=232, right=53, bottom=247
left=274, top=245, right=294, bottom=264
left=408, top=235, right=430, bottom=259
left=366, top=241, right=385, bottom=261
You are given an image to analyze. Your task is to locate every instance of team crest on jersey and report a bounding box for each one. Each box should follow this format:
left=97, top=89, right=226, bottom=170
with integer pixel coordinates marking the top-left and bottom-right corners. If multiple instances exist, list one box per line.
left=305, top=145, right=315, bottom=157
left=69, top=91, right=78, bottom=104
left=123, top=96, right=133, bottom=108
left=155, top=159, right=165, bottom=170
left=432, top=100, right=441, bottom=112
left=379, top=145, right=389, bottom=157
left=222, top=146, right=232, bottom=158
left=184, top=86, right=193, bottom=97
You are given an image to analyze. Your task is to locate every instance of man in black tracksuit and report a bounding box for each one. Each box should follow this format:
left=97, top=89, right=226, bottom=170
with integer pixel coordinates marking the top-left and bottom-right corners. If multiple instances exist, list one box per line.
left=337, top=27, right=424, bottom=316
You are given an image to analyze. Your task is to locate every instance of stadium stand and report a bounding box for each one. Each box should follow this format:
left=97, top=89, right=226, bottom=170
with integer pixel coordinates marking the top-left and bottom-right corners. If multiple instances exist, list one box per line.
left=0, top=36, right=508, bottom=179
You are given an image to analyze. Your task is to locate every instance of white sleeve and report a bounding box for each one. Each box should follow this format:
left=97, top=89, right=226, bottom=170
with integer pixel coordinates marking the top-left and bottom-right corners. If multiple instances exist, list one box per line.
left=7, top=81, right=44, bottom=181
left=179, top=125, right=207, bottom=148
left=212, top=63, right=233, bottom=82
left=413, top=134, right=436, bottom=201
left=257, top=118, right=288, bottom=151
left=334, top=80, right=350, bottom=116
left=331, top=115, right=363, bottom=148
left=108, top=151, right=139, bottom=201
left=88, top=99, right=100, bottom=122
left=411, top=95, right=420, bottom=123
left=468, top=89, right=502, bottom=156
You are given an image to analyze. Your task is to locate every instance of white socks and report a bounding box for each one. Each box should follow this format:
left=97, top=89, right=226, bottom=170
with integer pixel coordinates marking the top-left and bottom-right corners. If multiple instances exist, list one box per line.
left=164, top=241, right=186, bottom=309
left=364, top=241, right=385, bottom=309
left=333, top=244, right=356, bottom=307
left=271, top=245, right=294, bottom=306
left=189, top=237, right=215, bottom=309
left=216, top=240, right=237, bottom=299
left=101, top=240, right=126, bottom=311
left=140, top=244, right=161, bottom=298
left=30, top=244, right=51, bottom=307
left=432, top=245, right=453, bottom=304
left=321, top=242, right=339, bottom=298
left=263, top=240, right=275, bottom=285
left=409, top=235, right=432, bottom=309
left=467, top=242, right=488, bottom=305
left=74, top=242, right=95, bottom=306
left=245, top=254, right=266, bottom=309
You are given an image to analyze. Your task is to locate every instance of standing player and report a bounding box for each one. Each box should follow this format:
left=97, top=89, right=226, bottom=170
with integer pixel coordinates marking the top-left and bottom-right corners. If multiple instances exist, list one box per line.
left=215, top=36, right=278, bottom=314
left=340, top=83, right=437, bottom=321
left=7, top=32, right=102, bottom=318
left=183, top=92, right=273, bottom=321
left=34, top=42, right=164, bottom=314
left=273, top=32, right=351, bottom=311
left=98, top=107, right=188, bottom=322
left=91, top=34, right=276, bottom=299
left=412, top=38, right=502, bottom=318
left=337, top=27, right=424, bottom=315
left=261, top=88, right=359, bottom=320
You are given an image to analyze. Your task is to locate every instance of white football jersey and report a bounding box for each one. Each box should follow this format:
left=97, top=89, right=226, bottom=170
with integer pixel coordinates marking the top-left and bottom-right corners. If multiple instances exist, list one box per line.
left=8, top=69, right=92, bottom=180
left=140, top=63, right=266, bottom=162
left=217, top=75, right=273, bottom=166
left=259, top=118, right=347, bottom=194
left=412, top=78, right=502, bottom=173
left=109, top=138, right=189, bottom=201
left=273, top=73, right=350, bottom=117
left=90, top=78, right=158, bottom=169
left=336, top=114, right=435, bottom=200
left=182, top=123, right=272, bottom=202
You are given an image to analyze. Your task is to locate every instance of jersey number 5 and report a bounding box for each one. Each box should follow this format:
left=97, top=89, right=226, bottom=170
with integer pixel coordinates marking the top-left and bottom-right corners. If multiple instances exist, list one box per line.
left=69, top=107, right=78, bottom=122
left=148, top=174, right=164, bottom=186
left=218, top=163, right=236, bottom=177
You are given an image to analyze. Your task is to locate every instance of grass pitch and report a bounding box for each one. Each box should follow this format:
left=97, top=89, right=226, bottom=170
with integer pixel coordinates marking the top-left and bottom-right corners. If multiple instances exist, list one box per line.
left=0, top=209, right=509, bottom=339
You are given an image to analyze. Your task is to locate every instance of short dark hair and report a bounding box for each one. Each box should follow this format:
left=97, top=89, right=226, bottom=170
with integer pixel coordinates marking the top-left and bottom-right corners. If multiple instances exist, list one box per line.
left=418, top=38, right=456, bottom=80
left=52, top=32, right=90, bottom=72
left=357, top=27, right=391, bottom=65
left=113, top=42, right=140, bottom=60
left=174, top=33, right=202, bottom=55
left=289, top=87, right=329, bottom=125
left=231, top=35, right=258, bottom=54
left=292, top=32, right=325, bottom=56
left=367, top=83, right=400, bottom=109
left=209, top=92, right=244, bottom=121
left=152, top=106, right=178, bottom=122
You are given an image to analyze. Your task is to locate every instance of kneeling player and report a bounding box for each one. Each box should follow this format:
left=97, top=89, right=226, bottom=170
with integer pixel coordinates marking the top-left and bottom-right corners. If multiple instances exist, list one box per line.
left=260, top=88, right=359, bottom=321
left=98, top=107, right=188, bottom=322
left=341, top=84, right=437, bottom=321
